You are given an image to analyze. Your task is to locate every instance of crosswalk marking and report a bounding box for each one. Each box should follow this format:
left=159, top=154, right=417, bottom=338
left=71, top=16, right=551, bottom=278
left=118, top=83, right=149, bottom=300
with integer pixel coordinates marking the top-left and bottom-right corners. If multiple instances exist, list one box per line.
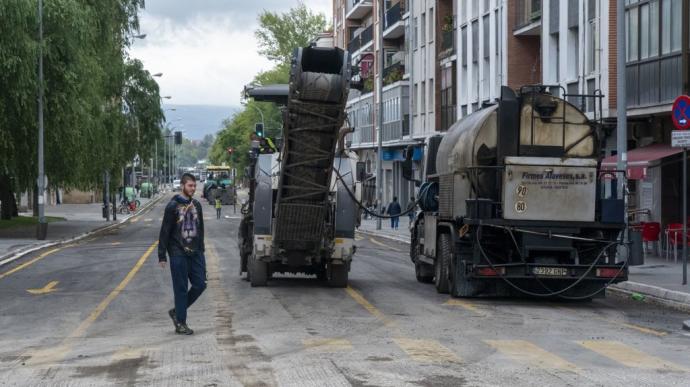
left=144, top=218, right=153, bottom=222
left=394, top=338, right=461, bottom=364
left=578, top=340, right=688, bottom=372
left=485, top=340, right=578, bottom=371
left=354, top=235, right=364, bottom=241
left=303, top=338, right=352, bottom=352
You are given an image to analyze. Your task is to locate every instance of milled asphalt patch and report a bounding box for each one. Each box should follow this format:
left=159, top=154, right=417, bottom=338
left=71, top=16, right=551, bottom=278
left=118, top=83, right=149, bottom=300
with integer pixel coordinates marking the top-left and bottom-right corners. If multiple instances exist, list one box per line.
left=357, top=228, right=690, bottom=312
left=0, top=193, right=164, bottom=268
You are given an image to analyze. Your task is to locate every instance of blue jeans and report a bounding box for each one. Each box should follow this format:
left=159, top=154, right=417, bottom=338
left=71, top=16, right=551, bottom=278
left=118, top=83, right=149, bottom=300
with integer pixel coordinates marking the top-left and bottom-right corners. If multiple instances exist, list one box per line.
left=169, top=252, right=207, bottom=324
left=390, top=216, right=399, bottom=229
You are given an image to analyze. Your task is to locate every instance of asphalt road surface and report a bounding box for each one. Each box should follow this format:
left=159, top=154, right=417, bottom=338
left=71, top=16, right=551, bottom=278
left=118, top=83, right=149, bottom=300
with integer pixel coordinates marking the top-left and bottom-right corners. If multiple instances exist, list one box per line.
left=1, top=193, right=689, bottom=386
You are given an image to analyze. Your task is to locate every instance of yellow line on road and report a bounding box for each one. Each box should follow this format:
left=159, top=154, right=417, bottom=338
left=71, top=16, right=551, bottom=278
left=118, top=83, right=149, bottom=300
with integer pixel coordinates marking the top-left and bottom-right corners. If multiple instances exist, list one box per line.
left=485, top=340, right=578, bottom=372
left=27, top=280, right=59, bottom=295
left=303, top=338, right=353, bottom=352
left=0, top=248, right=62, bottom=280
left=444, top=299, right=488, bottom=316
left=394, top=338, right=461, bottom=364
left=345, top=286, right=396, bottom=327
left=27, top=241, right=157, bottom=366
left=578, top=340, right=688, bottom=371
left=601, top=319, right=668, bottom=337
left=369, top=237, right=401, bottom=252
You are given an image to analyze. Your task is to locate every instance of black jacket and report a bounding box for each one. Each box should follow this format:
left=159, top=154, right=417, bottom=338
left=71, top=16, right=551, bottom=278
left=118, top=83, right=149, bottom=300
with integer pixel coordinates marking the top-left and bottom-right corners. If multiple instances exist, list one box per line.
left=387, top=201, right=402, bottom=216
left=158, top=195, right=205, bottom=262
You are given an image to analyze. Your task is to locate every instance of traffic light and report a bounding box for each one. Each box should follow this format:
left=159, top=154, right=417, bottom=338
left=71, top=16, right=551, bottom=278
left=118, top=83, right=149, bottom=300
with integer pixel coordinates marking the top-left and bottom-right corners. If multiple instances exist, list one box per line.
left=226, top=146, right=234, bottom=155
left=174, top=131, right=182, bottom=145
left=255, top=123, right=264, bottom=138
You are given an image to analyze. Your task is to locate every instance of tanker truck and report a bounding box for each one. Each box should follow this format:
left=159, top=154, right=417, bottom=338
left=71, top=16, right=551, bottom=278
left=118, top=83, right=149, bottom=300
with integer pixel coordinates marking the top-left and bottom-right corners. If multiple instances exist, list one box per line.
left=404, top=86, right=628, bottom=299
left=237, top=45, right=360, bottom=287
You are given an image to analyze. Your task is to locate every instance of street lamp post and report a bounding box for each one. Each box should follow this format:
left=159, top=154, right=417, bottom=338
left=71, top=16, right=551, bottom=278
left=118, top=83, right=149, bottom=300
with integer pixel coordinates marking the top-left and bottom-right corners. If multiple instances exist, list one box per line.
left=36, top=0, right=47, bottom=240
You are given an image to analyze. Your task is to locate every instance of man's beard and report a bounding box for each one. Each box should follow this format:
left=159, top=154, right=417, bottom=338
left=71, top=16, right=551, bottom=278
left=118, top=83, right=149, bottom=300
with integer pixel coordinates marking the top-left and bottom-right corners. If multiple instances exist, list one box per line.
left=183, top=187, right=195, bottom=197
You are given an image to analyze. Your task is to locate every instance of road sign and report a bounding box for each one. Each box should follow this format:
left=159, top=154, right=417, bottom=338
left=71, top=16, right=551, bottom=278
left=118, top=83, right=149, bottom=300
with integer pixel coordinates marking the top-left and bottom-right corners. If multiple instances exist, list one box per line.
left=672, top=130, right=690, bottom=147
left=672, top=95, right=690, bottom=130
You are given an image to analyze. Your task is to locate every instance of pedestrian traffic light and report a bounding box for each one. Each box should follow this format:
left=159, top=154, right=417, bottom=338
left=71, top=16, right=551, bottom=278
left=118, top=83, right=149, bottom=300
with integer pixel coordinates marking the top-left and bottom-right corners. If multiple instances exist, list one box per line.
left=174, top=131, right=182, bottom=145
left=255, top=123, right=264, bottom=138
left=226, top=146, right=234, bottom=155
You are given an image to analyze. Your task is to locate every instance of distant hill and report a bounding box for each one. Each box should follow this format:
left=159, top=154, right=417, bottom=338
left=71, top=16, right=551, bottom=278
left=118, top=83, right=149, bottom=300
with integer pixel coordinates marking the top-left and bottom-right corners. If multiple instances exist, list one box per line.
left=163, top=104, right=239, bottom=140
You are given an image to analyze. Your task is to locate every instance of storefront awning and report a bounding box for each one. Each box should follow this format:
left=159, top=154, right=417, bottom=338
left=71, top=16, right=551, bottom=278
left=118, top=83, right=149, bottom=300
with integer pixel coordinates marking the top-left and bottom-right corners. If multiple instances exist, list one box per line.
left=601, top=143, right=683, bottom=180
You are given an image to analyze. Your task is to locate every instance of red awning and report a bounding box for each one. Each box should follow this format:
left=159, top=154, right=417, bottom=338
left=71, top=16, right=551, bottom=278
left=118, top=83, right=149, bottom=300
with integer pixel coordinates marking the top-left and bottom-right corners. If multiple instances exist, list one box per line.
left=601, top=143, right=683, bottom=180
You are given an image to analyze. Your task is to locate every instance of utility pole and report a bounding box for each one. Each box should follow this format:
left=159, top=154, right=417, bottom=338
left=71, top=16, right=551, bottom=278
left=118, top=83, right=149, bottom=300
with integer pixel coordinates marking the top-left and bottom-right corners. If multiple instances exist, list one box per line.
left=376, top=0, right=384, bottom=230
left=616, top=0, right=627, bottom=230
left=36, top=0, right=47, bottom=240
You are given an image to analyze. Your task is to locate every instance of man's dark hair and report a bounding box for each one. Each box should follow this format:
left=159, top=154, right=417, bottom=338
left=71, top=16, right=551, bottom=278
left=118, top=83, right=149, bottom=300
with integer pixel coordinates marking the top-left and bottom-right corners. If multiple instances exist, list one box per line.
left=181, top=173, right=196, bottom=185
left=393, top=196, right=398, bottom=201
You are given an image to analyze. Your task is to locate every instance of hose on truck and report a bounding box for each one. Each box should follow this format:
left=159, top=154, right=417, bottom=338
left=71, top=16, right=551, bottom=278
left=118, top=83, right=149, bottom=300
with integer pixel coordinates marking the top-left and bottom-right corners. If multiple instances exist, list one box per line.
left=475, top=225, right=629, bottom=300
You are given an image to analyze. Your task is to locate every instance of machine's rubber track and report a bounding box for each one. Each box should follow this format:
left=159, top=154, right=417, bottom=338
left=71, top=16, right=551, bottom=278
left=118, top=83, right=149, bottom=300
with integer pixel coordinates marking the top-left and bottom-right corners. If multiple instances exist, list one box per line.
left=273, top=47, right=351, bottom=252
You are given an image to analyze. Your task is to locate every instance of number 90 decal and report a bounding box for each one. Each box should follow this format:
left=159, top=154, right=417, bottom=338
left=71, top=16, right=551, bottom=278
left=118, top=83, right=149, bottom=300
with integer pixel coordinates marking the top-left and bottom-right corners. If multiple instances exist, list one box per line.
left=515, top=201, right=527, bottom=213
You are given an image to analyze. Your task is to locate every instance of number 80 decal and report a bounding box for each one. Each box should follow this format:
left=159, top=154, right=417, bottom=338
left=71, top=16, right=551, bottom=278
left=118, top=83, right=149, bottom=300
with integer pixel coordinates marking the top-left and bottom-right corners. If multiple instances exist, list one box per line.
left=515, top=201, right=527, bottom=213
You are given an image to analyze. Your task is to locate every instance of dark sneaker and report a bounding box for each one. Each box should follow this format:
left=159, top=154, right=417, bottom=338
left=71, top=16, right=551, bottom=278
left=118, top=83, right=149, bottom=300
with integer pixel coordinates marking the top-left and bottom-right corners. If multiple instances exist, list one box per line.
left=168, top=309, right=179, bottom=329
left=175, top=323, right=194, bottom=335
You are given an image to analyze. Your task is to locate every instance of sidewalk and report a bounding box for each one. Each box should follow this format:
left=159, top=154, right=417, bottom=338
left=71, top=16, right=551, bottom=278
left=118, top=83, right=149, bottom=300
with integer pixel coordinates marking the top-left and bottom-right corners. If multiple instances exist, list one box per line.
left=0, top=197, right=155, bottom=263
left=357, top=219, right=690, bottom=311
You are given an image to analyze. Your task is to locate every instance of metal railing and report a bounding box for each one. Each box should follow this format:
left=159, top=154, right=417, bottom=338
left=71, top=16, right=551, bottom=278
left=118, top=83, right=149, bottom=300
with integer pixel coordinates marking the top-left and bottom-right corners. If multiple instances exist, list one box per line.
left=384, top=2, right=403, bottom=30
left=348, top=24, right=374, bottom=55
left=515, top=0, right=542, bottom=30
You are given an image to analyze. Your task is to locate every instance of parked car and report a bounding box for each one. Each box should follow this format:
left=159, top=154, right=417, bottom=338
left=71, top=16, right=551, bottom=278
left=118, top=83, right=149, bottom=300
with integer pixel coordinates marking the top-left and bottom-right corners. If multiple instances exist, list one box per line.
left=173, top=179, right=181, bottom=191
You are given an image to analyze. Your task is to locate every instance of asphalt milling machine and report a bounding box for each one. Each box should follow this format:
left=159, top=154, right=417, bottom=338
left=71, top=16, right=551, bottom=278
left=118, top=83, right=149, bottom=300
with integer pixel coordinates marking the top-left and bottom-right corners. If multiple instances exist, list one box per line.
left=238, top=46, right=359, bottom=287
left=403, top=85, right=630, bottom=299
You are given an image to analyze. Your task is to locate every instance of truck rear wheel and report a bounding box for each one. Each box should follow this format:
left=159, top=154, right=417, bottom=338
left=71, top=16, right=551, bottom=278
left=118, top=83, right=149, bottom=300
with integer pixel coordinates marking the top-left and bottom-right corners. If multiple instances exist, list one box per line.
left=249, top=254, right=268, bottom=287
left=435, top=233, right=451, bottom=294
left=327, top=263, right=348, bottom=288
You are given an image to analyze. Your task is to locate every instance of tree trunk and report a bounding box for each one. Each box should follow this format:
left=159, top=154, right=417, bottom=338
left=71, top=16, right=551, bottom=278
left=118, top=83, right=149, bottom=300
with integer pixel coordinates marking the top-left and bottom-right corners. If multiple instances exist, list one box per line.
left=0, top=174, right=12, bottom=220
left=33, top=185, right=38, bottom=217
left=12, top=192, right=19, bottom=217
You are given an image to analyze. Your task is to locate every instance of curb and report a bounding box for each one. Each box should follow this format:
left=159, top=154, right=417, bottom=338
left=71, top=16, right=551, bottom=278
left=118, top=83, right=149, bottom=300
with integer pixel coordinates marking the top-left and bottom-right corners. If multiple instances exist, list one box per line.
left=608, top=282, right=690, bottom=313
left=0, top=194, right=165, bottom=268
left=357, top=228, right=690, bottom=311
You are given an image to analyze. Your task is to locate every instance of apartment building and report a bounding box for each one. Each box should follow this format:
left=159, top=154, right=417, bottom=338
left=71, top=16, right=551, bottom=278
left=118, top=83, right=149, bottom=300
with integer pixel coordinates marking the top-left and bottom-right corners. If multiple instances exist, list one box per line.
left=334, top=0, right=413, bottom=207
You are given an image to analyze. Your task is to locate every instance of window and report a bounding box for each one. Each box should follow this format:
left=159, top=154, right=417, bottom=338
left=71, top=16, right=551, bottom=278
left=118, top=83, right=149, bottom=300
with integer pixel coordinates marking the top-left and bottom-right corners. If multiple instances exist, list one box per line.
left=472, top=0, right=479, bottom=19
left=662, top=0, right=682, bottom=54
left=414, top=17, right=418, bottom=49
left=420, top=81, right=426, bottom=114
left=461, top=26, right=468, bottom=66
left=568, top=26, right=579, bottom=79
left=421, top=13, right=426, bottom=45
left=429, top=7, right=434, bottom=43
left=459, top=0, right=466, bottom=23
left=472, top=20, right=479, bottom=63
left=414, top=83, right=419, bottom=115
left=586, top=19, right=598, bottom=73
left=626, top=7, right=638, bottom=61
left=429, top=78, right=434, bottom=114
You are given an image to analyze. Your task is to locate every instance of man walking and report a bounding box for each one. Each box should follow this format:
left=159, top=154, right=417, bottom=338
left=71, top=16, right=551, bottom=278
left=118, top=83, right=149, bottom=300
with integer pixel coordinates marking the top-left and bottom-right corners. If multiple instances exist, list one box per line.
left=158, top=173, right=206, bottom=335
left=386, top=196, right=401, bottom=230
left=215, top=197, right=222, bottom=219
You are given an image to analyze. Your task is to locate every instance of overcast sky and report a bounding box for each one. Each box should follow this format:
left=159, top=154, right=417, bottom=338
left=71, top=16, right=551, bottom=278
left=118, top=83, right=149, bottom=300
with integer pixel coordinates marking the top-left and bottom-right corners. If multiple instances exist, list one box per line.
left=129, top=0, right=332, bottom=107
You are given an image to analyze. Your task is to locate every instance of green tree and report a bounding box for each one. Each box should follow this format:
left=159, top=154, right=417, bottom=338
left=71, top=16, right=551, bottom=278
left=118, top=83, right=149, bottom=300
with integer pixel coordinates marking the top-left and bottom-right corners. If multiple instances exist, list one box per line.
left=254, top=2, right=327, bottom=64
left=211, top=3, right=327, bottom=176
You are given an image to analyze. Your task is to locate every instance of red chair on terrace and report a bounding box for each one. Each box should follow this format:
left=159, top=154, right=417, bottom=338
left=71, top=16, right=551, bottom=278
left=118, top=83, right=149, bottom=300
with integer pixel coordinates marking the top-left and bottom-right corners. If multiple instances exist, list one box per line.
left=665, top=223, right=688, bottom=263
left=641, top=222, right=660, bottom=257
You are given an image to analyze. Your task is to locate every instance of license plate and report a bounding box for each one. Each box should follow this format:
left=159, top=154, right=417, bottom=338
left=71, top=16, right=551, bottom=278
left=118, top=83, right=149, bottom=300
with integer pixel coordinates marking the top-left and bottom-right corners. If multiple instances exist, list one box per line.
left=532, top=267, right=569, bottom=276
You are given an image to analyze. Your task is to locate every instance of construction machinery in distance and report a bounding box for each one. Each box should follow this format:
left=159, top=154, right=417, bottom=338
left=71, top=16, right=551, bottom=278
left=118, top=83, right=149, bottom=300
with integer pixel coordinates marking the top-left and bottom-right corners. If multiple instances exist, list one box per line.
left=204, top=165, right=236, bottom=205
left=237, top=45, right=360, bottom=287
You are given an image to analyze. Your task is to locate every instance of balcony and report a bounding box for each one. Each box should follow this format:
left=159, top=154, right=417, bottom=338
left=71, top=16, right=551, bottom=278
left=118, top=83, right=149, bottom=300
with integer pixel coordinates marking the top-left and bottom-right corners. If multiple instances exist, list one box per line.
left=439, top=28, right=456, bottom=59
left=381, top=81, right=409, bottom=142
left=514, top=0, right=541, bottom=36
left=383, top=61, right=405, bottom=86
left=346, top=0, right=373, bottom=20
left=383, top=1, right=405, bottom=40
left=347, top=94, right=375, bottom=146
left=348, top=24, right=374, bottom=56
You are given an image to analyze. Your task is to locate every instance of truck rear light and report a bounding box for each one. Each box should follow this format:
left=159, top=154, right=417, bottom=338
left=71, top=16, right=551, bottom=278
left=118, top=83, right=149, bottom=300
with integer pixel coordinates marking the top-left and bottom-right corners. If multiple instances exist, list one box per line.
left=596, top=268, right=623, bottom=278
left=476, top=267, right=505, bottom=276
